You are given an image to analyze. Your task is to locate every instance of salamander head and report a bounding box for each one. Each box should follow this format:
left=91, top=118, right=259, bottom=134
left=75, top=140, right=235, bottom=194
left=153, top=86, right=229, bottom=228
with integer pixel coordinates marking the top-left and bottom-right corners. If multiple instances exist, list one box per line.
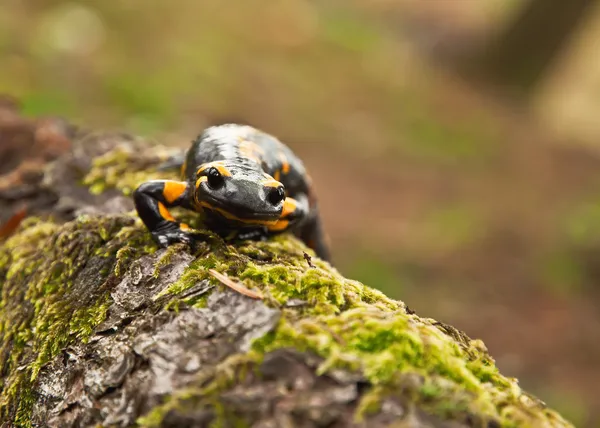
left=193, top=161, right=285, bottom=227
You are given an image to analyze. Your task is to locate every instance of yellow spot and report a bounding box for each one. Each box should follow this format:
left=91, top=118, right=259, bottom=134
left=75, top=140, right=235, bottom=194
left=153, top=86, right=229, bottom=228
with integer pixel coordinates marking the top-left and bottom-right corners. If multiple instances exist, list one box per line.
left=195, top=176, right=207, bottom=189
left=163, top=181, right=187, bottom=204
left=196, top=161, right=230, bottom=177
left=215, top=164, right=232, bottom=177
left=268, top=219, right=289, bottom=232
left=180, top=223, right=190, bottom=231
left=262, top=179, right=282, bottom=188
left=282, top=198, right=297, bottom=218
left=273, top=170, right=281, bottom=181
left=158, top=203, right=175, bottom=222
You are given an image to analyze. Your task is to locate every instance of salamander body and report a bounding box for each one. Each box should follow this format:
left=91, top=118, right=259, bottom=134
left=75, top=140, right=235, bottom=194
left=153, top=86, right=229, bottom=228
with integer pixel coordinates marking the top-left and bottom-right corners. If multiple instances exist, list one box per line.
left=133, top=124, right=331, bottom=261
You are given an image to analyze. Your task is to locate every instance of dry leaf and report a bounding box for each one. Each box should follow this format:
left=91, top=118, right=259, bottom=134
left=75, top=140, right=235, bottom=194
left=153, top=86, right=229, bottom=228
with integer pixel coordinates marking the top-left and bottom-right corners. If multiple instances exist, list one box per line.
left=208, top=269, right=263, bottom=299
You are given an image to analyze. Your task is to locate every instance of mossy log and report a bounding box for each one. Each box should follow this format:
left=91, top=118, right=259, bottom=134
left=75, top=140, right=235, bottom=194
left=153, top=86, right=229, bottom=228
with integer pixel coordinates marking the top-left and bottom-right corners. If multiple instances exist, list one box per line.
left=0, top=113, right=573, bottom=427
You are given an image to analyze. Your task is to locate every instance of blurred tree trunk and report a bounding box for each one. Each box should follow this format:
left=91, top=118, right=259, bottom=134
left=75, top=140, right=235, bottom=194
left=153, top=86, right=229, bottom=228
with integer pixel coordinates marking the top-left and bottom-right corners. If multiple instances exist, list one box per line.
left=471, top=0, right=598, bottom=94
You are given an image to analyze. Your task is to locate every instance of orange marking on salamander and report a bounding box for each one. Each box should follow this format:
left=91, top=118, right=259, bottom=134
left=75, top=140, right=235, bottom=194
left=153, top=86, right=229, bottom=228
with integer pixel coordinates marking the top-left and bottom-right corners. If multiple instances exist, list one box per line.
left=281, top=198, right=297, bottom=218
left=163, top=181, right=188, bottom=204
left=158, top=202, right=175, bottom=222
left=196, top=161, right=231, bottom=177
left=195, top=176, right=208, bottom=189
left=268, top=219, right=289, bottom=232
left=262, top=179, right=282, bottom=188
left=214, top=164, right=232, bottom=177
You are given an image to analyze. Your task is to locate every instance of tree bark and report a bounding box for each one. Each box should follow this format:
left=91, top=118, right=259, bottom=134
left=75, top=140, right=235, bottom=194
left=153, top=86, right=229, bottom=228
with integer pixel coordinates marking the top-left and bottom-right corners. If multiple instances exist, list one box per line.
left=0, top=103, right=573, bottom=427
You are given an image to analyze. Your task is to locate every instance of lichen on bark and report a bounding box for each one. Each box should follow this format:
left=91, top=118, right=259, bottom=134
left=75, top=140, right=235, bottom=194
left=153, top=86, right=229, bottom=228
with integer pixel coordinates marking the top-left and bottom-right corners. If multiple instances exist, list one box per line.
left=0, top=124, right=574, bottom=428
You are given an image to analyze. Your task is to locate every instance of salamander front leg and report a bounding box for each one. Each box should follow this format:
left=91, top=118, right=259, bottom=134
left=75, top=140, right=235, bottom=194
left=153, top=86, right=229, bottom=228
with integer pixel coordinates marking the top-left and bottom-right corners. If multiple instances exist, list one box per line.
left=133, top=180, right=197, bottom=248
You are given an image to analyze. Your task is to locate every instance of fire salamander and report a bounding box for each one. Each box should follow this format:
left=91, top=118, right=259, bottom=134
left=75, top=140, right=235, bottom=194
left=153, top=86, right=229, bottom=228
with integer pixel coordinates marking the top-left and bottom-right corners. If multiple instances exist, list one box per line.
left=133, top=124, right=331, bottom=261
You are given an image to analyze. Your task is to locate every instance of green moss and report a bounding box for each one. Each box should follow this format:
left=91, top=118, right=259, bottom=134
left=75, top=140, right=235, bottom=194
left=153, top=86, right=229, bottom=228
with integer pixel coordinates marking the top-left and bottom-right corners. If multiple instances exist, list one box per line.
left=83, top=144, right=181, bottom=196
left=109, top=220, right=159, bottom=278
left=154, top=253, right=218, bottom=300
left=153, top=243, right=187, bottom=278
left=114, top=246, right=135, bottom=276
left=355, top=386, right=384, bottom=421
left=0, top=214, right=158, bottom=425
left=134, top=230, right=572, bottom=428
left=69, top=294, right=112, bottom=340
left=189, top=293, right=211, bottom=309
left=163, top=284, right=212, bottom=313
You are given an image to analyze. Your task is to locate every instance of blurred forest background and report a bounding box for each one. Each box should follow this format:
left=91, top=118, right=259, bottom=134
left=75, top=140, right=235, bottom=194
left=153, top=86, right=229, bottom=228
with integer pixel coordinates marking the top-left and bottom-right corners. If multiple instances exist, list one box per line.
left=2, top=0, right=600, bottom=426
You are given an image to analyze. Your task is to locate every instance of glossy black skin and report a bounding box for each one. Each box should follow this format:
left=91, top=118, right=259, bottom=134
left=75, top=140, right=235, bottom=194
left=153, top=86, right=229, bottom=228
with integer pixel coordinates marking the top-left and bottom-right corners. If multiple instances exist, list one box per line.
left=133, top=124, right=331, bottom=261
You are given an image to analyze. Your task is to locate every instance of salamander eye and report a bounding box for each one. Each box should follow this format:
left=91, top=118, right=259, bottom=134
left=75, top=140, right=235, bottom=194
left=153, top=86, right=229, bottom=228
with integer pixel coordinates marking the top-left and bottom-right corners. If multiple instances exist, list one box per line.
left=267, top=186, right=285, bottom=205
left=206, top=167, right=225, bottom=189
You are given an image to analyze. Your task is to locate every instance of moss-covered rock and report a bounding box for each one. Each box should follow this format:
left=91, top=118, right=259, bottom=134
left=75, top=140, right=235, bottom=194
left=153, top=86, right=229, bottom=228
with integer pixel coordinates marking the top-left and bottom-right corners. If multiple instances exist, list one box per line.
left=0, top=132, right=573, bottom=427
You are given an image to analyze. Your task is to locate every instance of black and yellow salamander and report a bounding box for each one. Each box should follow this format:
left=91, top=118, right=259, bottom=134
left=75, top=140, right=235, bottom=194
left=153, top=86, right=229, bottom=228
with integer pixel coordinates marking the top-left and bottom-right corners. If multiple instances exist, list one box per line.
left=133, top=124, right=331, bottom=261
